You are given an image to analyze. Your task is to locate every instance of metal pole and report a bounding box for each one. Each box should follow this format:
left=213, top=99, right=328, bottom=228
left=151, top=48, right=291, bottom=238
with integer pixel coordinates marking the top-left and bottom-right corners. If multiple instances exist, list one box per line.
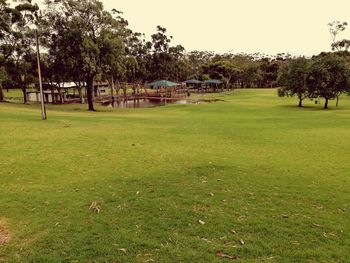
left=35, top=29, right=47, bottom=120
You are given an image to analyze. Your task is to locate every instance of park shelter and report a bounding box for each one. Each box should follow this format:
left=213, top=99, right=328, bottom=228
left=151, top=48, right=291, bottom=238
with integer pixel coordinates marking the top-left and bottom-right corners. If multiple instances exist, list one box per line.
left=185, top=79, right=203, bottom=85
left=145, top=80, right=181, bottom=88
left=145, top=80, right=182, bottom=98
left=184, top=79, right=203, bottom=92
left=205, top=79, right=223, bottom=85
left=204, top=79, right=224, bottom=92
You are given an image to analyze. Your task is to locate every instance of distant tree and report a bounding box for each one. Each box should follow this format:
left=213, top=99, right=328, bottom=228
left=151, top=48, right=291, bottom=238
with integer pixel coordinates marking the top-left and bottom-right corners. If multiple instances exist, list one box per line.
left=187, top=50, right=214, bottom=79
left=328, top=21, right=348, bottom=51
left=0, top=0, right=9, bottom=101
left=43, top=0, right=130, bottom=111
left=0, top=65, right=6, bottom=101
left=307, top=53, right=350, bottom=109
left=125, top=32, right=152, bottom=82
left=0, top=0, right=39, bottom=103
left=147, top=26, right=188, bottom=81
left=278, top=57, right=310, bottom=107
left=202, top=59, right=240, bottom=87
left=332, top=39, right=350, bottom=52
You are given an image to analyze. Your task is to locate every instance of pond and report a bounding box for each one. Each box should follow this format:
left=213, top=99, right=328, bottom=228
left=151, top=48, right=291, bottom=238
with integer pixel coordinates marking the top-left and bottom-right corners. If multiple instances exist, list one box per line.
left=101, top=98, right=192, bottom=108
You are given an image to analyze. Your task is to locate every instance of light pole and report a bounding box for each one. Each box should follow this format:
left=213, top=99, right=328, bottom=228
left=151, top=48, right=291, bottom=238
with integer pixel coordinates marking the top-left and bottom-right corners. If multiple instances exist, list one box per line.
left=35, top=29, right=47, bottom=120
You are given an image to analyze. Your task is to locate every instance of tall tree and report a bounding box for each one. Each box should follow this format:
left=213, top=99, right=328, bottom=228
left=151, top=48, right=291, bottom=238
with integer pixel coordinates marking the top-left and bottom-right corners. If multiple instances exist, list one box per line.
left=278, top=57, right=310, bottom=107
left=44, top=0, right=130, bottom=111
left=307, top=53, right=350, bottom=109
left=0, top=0, right=39, bottom=103
left=328, top=21, right=348, bottom=51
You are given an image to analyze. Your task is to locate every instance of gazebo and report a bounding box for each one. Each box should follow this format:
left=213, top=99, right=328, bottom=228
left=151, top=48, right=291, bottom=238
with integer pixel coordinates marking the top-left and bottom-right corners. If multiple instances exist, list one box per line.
left=145, top=80, right=181, bottom=97
left=145, top=80, right=180, bottom=88
left=184, top=79, right=203, bottom=92
left=185, top=79, right=203, bottom=85
left=204, top=79, right=224, bottom=92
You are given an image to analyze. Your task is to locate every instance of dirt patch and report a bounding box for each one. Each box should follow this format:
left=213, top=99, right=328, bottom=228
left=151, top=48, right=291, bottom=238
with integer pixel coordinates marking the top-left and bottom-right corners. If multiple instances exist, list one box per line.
left=0, top=221, right=10, bottom=246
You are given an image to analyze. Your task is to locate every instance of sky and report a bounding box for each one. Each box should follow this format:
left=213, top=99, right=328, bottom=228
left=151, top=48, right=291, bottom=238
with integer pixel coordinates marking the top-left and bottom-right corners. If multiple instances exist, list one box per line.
left=37, top=0, right=350, bottom=56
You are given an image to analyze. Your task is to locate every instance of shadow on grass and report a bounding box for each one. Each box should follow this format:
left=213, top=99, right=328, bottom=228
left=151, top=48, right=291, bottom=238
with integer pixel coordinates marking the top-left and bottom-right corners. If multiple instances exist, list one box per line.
left=276, top=104, right=345, bottom=111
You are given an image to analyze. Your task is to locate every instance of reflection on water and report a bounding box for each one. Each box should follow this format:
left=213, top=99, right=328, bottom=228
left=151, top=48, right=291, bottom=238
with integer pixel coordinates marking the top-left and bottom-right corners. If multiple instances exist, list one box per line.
left=102, top=98, right=190, bottom=108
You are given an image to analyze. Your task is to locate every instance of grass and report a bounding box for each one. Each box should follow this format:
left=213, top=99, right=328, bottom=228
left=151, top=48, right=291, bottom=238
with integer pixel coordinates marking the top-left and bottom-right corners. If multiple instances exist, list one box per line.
left=0, top=89, right=350, bottom=262
left=3, top=89, right=24, bottom=102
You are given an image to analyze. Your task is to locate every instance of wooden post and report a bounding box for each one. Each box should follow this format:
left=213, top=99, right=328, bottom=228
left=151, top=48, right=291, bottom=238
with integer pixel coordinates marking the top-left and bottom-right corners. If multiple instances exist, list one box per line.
left=35, top=29, right=47, bottom=120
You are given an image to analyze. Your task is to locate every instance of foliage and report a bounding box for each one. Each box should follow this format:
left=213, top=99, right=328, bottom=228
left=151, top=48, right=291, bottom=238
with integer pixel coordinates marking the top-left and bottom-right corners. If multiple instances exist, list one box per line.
left=0, top=0, right=39, bottom=103
left=307, top=53, right=350, bottom=109
left=328, top=21, right=348, bottom=51
left=278, top=57, right=310, bottom=107
left=42, top=0, right=130, bottom=110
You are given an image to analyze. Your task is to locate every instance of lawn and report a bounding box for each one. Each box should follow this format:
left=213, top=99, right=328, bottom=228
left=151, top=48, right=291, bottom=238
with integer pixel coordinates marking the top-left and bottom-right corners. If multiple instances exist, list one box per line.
left=0, top=89, right=350, bottom=262
left=3, top=89, right=24, bottom=102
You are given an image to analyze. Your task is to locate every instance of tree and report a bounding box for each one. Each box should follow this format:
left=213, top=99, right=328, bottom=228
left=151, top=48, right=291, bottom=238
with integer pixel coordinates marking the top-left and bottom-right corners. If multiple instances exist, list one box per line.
left=146, top=26, right=189, bottom=81
left=0, top=65, right=6, bottom=101
left=328, top=21, right=348, bottom=51
left=0, top=0, right=39, bottom=103
left=307, top=53, right=350, bottom=109
left=44, top=0, right=130, bottom=111
left=278, top=57, right=310, bottom=107
left=202, top=59, right=240, bottom=87
left=0, top=0, right=9, bottom=101
left=187, top=51, right=213, bottom=79
left=332, top=39, right=350, bottom=52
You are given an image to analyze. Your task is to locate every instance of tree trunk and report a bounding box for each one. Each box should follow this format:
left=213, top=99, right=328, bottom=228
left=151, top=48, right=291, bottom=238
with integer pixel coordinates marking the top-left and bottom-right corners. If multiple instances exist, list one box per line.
left=86, top=76, right=95, bottom=111
left=111, top=76, right=114, bottom=104
left=78, top=87, right=83, bottom=104
left=298, top=98, right=303, bottom=107
left=123, top=83, right=127, bottom=99
left=0, top=83, right=4, bottom=102
left=51, top=88, right=55, bottom=104
left=324, top=98, right=329, bottom=109
left=22, top=87, right=27, bottom=104
left=336, top=96, right=339, bottom=107
left=94, top=85, right=98, bottom=99
left=58, top=88, right=64, bottom=104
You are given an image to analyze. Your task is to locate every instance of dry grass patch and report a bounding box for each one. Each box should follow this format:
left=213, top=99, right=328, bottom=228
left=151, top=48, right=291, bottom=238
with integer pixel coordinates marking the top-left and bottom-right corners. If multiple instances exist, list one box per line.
left=0, top=220, right=10, bottom=246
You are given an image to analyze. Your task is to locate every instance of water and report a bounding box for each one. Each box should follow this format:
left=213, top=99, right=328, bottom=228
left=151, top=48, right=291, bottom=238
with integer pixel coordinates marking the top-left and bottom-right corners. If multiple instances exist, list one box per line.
left=102, top=98, right=190, bottom=108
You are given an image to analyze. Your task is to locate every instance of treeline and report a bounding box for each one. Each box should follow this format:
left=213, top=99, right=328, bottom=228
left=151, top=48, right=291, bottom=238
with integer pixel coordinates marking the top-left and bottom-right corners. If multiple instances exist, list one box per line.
left=0, top=0, right=350, bottom=110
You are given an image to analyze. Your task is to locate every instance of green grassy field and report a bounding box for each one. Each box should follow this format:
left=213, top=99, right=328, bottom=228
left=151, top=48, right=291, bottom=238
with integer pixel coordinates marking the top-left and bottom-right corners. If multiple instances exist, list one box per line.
left=1, top=89, right=350, bottom=262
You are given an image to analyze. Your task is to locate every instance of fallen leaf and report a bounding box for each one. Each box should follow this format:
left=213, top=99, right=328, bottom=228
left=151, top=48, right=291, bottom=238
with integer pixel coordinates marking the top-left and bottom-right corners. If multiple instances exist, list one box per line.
left=198, top=220, right=205, bottom=225
left=89, top=201, right=101, bottom=213
left=240, top=239, right=245, bottom=245
left=282, top=214, right=289, bottom=219
left=312, top=223, right=322, bottom=228
left=201, top=237, right=212, bottom=243
left=119, top=248, right=127, bottom=253
left=215, top=251, right=238, bottom=260
left=209, top=193, right=214, bottom=197
left=230, top=229, right=236, bottom=234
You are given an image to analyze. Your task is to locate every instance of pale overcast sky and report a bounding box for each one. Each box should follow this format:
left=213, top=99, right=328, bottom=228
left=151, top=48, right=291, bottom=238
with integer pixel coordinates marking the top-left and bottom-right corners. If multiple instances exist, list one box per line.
left=36, top=0, right=350, bottom=56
